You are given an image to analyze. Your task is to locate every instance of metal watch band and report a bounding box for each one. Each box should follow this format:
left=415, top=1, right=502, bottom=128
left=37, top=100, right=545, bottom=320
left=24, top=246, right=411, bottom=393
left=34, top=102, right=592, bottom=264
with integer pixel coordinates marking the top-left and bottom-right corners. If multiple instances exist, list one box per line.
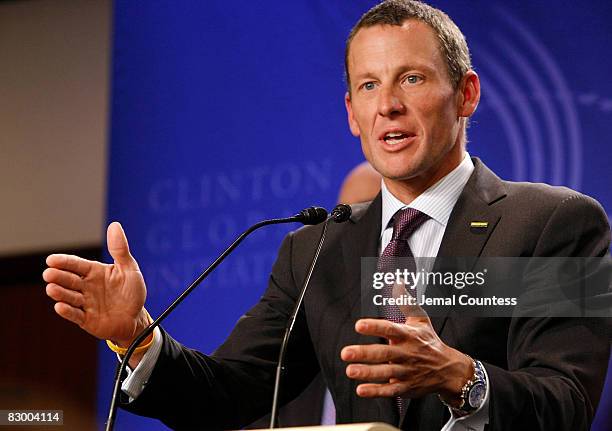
left=439, top=356, right=487, bottom=415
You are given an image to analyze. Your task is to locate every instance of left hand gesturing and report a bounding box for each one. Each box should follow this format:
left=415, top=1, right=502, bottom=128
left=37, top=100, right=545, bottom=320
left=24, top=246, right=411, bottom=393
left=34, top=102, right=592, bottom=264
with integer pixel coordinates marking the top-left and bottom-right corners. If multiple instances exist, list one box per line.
left=340, top=314, right=472, bottom=405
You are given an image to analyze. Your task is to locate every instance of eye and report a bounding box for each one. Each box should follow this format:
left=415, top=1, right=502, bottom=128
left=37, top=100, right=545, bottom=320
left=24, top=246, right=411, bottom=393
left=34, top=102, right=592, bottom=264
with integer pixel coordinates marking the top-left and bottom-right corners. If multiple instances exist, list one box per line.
left=361, top=81, right=377, bottom=91
left=403, top=75, right=423, bottom=85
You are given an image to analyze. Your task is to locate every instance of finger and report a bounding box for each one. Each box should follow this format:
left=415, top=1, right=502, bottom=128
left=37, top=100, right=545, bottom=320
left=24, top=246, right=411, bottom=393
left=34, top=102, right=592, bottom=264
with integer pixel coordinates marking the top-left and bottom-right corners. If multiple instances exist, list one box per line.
left=46, top=283, right=85, bottom=308
left=341, top=343, right=408, bottom=363
left=356, top=382, right=409, bottom=398
left=54, top=302, right=85, bottom=326
left=346, top=363, right=409, bottom=381
left=46, top=254, right=94, bottom=277
left=43, top=268, right=83, bottom=291
left=107, top=222, right=138, bottom=269
left=354, top=319, right=406, bottom=342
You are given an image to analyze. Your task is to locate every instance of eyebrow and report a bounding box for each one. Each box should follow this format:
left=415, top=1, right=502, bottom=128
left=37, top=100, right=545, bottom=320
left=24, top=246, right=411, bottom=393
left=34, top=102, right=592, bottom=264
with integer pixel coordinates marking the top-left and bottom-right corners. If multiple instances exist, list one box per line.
left=351, top=63, right=438, bottom=82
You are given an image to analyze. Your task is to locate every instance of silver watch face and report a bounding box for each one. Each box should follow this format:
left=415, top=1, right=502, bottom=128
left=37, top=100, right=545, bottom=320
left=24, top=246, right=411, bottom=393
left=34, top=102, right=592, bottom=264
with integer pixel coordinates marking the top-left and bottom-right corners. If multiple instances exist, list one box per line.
left=468, top=382, right=486, bottom=408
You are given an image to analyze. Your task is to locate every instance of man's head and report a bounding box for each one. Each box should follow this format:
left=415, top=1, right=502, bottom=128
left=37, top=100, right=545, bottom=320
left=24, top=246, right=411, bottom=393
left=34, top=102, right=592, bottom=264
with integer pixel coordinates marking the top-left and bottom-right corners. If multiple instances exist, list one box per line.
left=344, top=0, right=480, bottom=199
left=345, top=0, right=472, bottom=91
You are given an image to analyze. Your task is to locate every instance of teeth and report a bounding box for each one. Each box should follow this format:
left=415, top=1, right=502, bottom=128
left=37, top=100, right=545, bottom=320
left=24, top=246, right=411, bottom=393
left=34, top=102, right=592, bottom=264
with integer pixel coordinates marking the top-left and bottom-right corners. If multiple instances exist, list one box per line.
left=386, top=132, right=404, bottom=138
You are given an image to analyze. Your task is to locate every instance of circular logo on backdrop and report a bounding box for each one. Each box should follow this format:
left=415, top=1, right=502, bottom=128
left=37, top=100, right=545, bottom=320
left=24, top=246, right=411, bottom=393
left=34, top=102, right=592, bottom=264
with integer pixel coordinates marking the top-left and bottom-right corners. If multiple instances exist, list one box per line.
left=474, top=6, right=582, bottom=189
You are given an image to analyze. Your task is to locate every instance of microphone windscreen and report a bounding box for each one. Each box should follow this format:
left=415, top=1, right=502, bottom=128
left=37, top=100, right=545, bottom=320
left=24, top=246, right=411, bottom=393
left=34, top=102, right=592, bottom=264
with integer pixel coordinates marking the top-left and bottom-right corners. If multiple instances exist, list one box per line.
left=298, top=206, right=328, bottom=225
left=331, top=204, right=352, bottom=223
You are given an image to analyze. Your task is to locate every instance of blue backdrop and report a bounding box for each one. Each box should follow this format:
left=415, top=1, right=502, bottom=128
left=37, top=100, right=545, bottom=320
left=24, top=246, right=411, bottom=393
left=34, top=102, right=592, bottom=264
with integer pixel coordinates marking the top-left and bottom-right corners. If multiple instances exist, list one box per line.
left=101, top=1, right=612, bottom=429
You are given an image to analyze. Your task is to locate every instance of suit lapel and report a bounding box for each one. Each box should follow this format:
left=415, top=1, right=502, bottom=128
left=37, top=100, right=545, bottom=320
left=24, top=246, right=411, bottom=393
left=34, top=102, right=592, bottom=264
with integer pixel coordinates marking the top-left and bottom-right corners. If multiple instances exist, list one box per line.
left=430, top=158, right=507, bottom=334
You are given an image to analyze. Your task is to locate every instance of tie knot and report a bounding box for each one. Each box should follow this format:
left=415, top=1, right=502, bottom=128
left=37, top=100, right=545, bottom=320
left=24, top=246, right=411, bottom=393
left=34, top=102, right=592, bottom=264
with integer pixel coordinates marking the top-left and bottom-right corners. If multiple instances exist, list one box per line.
left=391, top=208, right=429, bottom=241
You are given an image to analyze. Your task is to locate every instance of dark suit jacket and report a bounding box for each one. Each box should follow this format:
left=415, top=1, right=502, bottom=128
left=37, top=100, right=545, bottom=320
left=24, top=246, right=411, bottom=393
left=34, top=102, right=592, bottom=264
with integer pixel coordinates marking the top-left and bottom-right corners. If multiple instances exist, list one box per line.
left=122, top=159, right=611, bottom=430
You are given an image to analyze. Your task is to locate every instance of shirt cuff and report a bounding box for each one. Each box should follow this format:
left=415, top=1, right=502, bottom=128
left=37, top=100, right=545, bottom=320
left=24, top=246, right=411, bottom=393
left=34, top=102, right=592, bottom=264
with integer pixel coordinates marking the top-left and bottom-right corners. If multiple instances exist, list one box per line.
left=441, top=363, right=490, bottom=431
left=117, top=326, right=163, bottom=401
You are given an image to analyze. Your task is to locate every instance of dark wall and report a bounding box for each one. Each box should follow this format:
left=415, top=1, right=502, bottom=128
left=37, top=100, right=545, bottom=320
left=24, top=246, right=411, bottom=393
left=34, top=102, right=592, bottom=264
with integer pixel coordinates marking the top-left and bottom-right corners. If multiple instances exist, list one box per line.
left=0, top=248, right=100, bottom=430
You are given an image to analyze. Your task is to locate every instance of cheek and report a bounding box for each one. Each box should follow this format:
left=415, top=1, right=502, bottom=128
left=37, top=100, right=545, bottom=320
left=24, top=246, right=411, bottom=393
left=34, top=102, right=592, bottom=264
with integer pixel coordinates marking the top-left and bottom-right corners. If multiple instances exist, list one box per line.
left=419, top=95, right=458, bottom=137
left=360, top=142, right=378, bottom=170
left=349, top=96, right=378, bottom=137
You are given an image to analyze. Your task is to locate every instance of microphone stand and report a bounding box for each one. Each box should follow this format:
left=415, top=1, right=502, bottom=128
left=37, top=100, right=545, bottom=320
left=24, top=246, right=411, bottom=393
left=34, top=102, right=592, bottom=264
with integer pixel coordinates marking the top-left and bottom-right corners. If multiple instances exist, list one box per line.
left=269, top=204, right=352, bottom=428
left=105, top=207, right=327, bottom=431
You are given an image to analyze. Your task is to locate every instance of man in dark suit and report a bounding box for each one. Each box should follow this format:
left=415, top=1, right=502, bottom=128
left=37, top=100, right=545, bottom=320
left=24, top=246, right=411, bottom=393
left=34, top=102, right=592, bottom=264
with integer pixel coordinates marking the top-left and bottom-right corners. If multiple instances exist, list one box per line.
left=44, top=1, right=610, bottom=430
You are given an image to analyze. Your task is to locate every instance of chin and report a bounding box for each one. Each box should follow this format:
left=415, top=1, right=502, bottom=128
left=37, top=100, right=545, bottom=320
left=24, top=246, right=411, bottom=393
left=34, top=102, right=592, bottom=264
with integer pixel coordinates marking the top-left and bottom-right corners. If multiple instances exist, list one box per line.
left=377, top=166, right=419, bottom=182
left=376, top=158, right=422, bottom=179
left=386, top=172, right=421, bottom=182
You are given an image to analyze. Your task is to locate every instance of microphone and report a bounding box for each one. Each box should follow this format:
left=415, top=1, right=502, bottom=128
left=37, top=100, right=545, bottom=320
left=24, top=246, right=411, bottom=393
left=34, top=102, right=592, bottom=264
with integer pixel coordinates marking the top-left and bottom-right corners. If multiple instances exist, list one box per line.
left=331, top=203, right=352, bottom=223
left=296, top=206, right=329, bottom=225
left=105, top=206, right=328, bottom=431
left=269, top=204, right=352, bottom=428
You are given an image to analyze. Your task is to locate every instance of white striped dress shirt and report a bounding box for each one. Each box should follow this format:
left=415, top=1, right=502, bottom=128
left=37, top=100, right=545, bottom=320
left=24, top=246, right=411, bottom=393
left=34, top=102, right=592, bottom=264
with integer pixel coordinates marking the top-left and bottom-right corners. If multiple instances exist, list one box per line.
left=380, top=153, right=474, bottom=257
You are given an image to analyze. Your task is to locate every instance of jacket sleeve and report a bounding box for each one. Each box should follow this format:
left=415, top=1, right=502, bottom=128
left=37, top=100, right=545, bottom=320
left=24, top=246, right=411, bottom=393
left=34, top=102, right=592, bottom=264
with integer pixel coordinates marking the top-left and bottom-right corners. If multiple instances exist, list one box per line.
left=487, top=193, right=611, bottom=430
left=121, top=230, right=321, bottom=430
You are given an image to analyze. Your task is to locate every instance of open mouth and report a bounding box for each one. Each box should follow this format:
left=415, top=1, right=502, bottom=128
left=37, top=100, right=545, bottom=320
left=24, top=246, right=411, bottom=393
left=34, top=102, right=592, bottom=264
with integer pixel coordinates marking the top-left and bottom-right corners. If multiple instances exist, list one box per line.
left=382, top=131, right=414, bottom=145
left=384, top=132, right=408, bottom=144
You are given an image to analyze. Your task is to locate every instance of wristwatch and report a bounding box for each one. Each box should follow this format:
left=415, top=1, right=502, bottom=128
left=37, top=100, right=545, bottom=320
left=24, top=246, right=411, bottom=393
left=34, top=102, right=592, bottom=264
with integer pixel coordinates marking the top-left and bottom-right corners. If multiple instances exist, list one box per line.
left=440, top=356, right=487, bottom=415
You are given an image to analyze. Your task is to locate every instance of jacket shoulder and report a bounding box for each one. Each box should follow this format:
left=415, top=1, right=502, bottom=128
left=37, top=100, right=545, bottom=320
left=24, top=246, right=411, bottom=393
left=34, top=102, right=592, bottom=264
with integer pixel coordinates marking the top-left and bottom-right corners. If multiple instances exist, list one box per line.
left=501, top=180, right=607, bottom=219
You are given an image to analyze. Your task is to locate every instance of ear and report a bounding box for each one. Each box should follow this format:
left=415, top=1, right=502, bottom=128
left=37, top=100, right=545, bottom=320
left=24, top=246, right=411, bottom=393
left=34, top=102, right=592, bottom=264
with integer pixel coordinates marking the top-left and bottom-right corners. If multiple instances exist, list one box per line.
left=345, top=92, right=361, bottom=137
left=456, top=70, right=481, bottom=118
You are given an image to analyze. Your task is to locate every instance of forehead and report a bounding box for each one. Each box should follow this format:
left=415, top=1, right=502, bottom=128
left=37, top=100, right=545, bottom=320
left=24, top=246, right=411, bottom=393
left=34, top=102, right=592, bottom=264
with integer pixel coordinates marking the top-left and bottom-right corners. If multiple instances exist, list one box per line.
left=347, top=20, right=445, bottom=78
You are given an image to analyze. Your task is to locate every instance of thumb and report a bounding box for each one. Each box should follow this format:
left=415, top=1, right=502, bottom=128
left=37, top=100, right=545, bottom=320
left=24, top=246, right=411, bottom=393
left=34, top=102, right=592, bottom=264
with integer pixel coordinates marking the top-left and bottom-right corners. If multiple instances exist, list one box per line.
left=107, top=222, right=138, bottom=268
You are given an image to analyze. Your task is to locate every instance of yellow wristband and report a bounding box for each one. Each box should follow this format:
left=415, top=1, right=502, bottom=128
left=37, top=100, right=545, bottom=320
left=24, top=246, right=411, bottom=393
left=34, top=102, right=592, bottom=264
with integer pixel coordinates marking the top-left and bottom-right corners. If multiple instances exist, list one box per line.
left=106, top=310, right=154, bottom=356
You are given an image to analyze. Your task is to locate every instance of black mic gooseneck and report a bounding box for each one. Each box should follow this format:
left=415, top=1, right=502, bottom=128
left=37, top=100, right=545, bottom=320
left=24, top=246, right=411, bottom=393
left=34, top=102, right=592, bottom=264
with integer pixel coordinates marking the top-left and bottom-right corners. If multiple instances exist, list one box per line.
left=104, top=206, right=328, bottom=431
left=269, top=203, right=352, bottom=429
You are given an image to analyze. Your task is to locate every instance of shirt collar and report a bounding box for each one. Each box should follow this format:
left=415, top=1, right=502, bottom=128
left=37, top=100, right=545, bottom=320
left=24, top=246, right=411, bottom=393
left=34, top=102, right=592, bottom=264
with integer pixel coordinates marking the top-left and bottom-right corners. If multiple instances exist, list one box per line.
left=380, top=153, right=475, bottom=238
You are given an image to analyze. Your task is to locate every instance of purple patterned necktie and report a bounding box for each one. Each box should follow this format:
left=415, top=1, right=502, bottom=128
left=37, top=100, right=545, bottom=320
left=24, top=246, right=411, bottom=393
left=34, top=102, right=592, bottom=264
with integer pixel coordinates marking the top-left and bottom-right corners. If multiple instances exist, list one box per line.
left=376, top=207, right=429, bottom=416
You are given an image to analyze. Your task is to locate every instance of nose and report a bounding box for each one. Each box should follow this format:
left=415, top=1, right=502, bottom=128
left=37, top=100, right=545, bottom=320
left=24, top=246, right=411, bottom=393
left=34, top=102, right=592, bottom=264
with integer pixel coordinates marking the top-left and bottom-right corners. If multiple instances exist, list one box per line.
left=377, top=86, right=406, bottom=117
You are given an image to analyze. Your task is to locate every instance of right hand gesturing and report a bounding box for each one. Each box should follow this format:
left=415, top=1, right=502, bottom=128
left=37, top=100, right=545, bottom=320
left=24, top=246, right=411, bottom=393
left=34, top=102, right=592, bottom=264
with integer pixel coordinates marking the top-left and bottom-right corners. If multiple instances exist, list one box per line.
left=43, top=222, right=148, bottom=346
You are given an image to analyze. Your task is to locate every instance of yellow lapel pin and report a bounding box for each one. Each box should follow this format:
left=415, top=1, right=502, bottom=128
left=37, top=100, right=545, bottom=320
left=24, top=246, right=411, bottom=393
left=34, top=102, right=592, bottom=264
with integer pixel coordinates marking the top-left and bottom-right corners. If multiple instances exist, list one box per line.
left=470, top=221, right=488, bottom=228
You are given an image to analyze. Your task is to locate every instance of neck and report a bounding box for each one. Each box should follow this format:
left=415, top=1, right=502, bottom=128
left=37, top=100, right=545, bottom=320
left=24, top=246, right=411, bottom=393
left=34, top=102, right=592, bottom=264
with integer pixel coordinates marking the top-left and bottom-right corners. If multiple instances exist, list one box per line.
left=384, top=148, right=465, bottom=204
